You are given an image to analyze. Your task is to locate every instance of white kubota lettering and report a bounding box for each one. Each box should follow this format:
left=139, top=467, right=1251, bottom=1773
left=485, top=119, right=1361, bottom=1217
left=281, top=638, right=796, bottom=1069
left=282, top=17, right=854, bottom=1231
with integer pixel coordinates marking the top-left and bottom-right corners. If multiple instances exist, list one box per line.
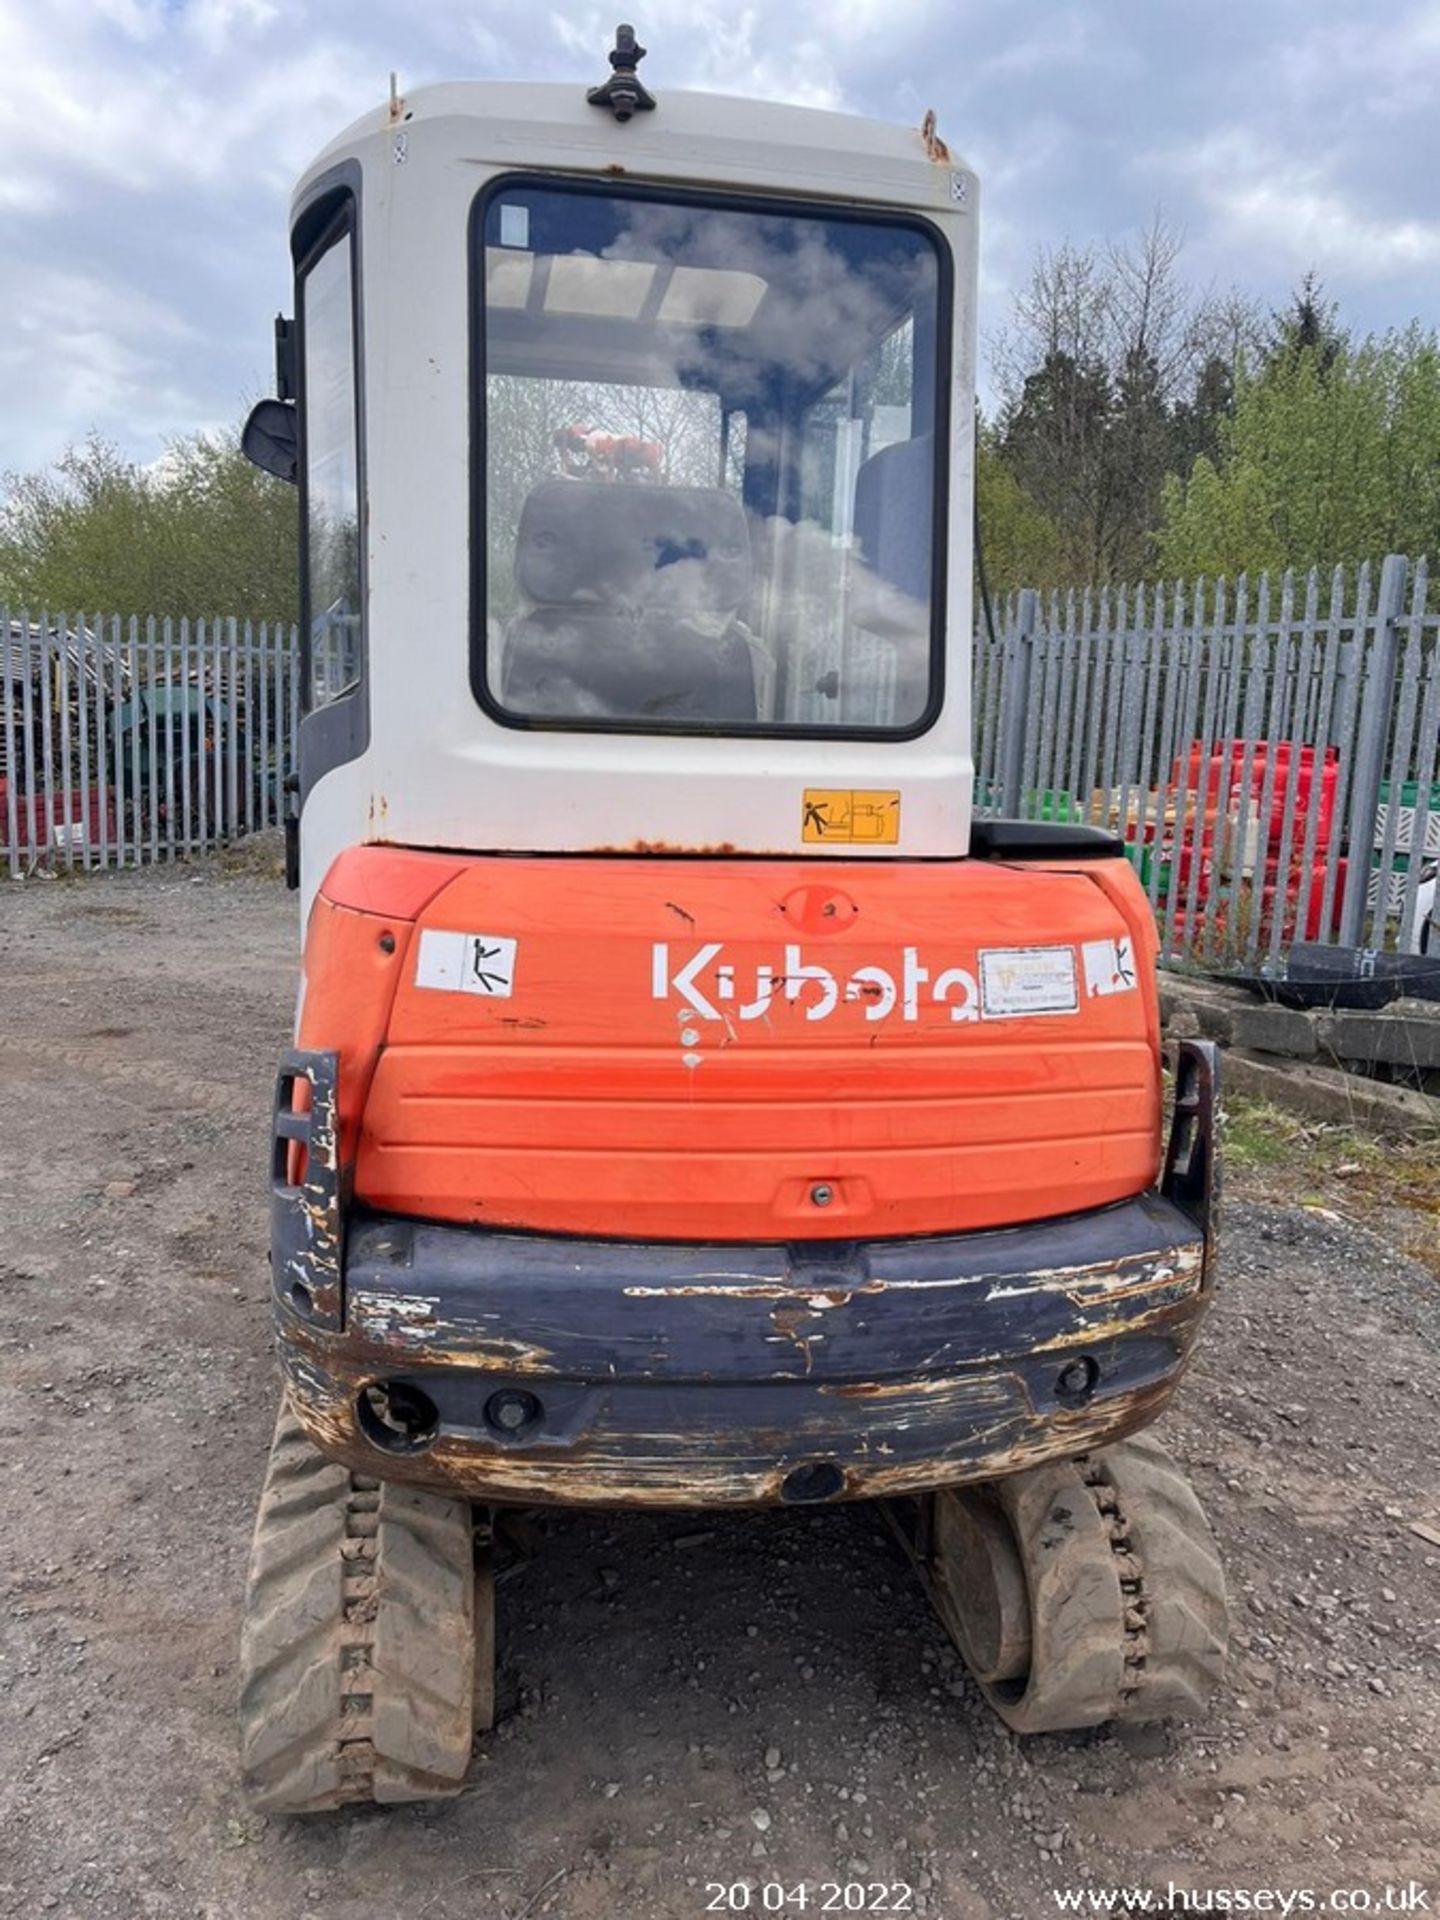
left=652, top=943, right=979, bottom=1025
left=846, top=964, right=897, bottom=1021
left=782, top=944, right=839, bottom=1021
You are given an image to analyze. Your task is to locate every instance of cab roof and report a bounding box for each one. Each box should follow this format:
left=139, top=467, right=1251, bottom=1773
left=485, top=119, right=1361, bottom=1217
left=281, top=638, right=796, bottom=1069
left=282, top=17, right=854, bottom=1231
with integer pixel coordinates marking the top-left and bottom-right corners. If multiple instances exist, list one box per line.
left=294, top=80, right=972, bottom=220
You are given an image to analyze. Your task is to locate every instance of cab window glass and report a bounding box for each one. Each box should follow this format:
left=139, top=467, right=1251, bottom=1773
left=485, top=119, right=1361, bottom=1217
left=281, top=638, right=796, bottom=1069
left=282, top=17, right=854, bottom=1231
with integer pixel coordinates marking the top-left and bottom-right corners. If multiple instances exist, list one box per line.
left=477, top=183, right=945, bottom=735
left=302, top=229, right=361, bottom=706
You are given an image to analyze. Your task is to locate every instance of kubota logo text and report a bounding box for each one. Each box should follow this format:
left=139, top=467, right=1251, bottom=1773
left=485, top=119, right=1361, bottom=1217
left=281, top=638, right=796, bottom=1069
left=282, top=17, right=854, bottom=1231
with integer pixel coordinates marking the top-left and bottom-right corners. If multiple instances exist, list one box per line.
left=651, top=942, right=979, bottom=1023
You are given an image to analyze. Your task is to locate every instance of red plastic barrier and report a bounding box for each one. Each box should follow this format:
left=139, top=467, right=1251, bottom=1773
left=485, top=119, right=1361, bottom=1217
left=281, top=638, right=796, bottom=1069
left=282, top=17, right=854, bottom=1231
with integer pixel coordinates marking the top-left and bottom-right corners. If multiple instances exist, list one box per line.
left=1260, top=856, right=1347, bottom=942
left=0, top=780, right=117, bottom=854
left=1176, top=741, right=1339, bottom=857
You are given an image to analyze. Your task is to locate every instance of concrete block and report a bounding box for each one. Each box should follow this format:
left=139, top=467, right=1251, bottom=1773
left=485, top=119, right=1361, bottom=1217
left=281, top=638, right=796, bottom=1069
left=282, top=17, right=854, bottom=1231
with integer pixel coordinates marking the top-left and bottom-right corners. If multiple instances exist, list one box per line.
left=1229, top=1001, right=1319, bottom=1059
left=1158, top=975, right=1249, bottom=1046
left=1319, top=1002, right=1440, bottom=1070
left=1223, top=1049, right=1440, bottom=1137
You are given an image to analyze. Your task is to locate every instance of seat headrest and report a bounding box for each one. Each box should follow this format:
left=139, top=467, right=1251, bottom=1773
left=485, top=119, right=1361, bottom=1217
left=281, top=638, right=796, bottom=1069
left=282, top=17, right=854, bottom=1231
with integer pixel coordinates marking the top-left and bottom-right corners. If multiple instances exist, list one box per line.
left=514, top=479, right=751, bottom=614
left=853, top=434, right=933, bottom=606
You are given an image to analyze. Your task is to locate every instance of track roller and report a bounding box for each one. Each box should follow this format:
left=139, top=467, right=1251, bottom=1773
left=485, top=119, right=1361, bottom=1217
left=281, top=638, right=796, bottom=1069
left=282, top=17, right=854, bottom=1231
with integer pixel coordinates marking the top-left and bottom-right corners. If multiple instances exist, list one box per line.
left=907, top=1432, right=1228, bottom=1733
left=239, top=1398, right=490, bottom=1812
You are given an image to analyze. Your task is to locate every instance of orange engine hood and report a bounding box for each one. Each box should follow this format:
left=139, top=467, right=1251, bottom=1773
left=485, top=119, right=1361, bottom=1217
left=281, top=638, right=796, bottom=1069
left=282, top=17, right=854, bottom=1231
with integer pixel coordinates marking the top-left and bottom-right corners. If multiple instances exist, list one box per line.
left=304, top=850, right=1163, bottom=1242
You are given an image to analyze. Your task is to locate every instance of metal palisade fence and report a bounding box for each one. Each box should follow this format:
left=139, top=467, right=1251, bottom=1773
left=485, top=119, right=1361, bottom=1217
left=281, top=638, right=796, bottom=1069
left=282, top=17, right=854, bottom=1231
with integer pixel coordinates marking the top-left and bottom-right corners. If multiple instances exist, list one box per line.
left=975, top=552, right=1439, bottom=965
left=1, top=612, right=299, bottom=879
left=4, top=557, right=1438, bottom=967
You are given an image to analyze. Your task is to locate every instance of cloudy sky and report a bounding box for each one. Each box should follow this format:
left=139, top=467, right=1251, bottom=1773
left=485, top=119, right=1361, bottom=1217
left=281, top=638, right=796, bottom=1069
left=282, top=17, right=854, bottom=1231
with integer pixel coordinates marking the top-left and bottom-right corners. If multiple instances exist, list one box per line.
left=1, top=0, right=1436, bottom=474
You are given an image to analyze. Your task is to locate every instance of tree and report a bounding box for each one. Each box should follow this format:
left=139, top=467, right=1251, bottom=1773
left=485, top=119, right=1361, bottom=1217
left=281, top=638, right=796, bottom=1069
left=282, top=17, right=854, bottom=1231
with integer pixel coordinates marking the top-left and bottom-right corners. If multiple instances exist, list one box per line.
left=1156, top=323, right=1440, bottom=577
left=1170, top=352, right=1236, bottom=476
left=0, top=426, right=298, bottom=620
left=1266, top=270, right=1344, bottom=378
left=995, top=346, right=1115, bottom=578
left=974, top=426, right=1064, bottom=594
left=991, top=216, right=1261, bottom=582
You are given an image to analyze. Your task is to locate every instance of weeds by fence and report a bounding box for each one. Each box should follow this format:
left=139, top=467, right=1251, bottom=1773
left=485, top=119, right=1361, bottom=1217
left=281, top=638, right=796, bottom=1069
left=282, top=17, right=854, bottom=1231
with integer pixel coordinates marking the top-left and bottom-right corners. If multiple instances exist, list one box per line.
left=4, top=555, right=1437, bottom=969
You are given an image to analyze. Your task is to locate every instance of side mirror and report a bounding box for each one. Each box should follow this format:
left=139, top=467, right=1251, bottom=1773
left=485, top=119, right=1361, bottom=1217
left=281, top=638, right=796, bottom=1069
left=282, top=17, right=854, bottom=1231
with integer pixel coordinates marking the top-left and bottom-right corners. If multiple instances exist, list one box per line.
left=242, top=398, right=298, bottom=484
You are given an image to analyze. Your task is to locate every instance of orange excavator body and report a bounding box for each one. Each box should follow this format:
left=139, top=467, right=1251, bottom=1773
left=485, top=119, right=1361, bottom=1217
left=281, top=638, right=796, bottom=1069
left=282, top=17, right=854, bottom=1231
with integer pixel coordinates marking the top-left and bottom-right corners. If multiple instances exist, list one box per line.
left=296, top=845, right=1162, bottom=1244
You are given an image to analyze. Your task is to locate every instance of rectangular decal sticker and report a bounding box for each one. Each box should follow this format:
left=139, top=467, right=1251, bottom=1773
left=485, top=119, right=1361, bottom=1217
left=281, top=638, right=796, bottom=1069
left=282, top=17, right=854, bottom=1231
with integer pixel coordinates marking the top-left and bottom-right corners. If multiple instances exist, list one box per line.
left=979, top=946, right=1079, bottom=1019
left=802, top=789, right=900, bottom=845
left=415, top=929, right=518, bottom=997
left=1081, top=935, right=1137, bottom=998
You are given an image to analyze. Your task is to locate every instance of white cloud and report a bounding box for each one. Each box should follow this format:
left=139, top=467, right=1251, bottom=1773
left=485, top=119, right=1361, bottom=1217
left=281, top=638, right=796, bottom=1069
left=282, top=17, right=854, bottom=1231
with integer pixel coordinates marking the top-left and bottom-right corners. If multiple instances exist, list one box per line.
left=1277, top=2, right=1440, bottom=120
left=0, top=265, right=197, bottom=455
left=1159, top=127, right=1440, bottom=280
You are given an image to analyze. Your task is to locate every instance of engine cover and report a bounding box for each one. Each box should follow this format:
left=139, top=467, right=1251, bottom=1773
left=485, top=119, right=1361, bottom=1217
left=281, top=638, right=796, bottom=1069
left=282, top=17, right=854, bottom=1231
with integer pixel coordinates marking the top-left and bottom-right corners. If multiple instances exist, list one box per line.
left=300, top=848, right=1163, bottom=1241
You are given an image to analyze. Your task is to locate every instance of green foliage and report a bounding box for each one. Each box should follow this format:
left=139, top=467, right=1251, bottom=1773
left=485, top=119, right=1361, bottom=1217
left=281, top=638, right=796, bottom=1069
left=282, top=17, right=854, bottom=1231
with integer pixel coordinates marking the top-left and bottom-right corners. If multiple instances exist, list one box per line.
left=975, top=429, right=1064, bottom=593
left=0, top=427, right=297, bottom=621
left=1157, top=325, right=1440, bottom=577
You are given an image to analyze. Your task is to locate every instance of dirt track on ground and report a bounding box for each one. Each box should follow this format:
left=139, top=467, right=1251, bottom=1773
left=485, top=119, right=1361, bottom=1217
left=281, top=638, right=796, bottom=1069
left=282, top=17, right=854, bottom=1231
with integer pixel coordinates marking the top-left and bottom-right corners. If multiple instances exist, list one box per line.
left=1, top=858, right=1438, bottom=1920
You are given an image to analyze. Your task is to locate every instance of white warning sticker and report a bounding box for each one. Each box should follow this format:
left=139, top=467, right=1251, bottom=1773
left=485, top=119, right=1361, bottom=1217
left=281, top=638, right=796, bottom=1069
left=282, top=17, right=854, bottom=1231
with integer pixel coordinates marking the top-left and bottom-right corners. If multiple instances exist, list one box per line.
left=415, top=929, right=518, bottom=998
left=978, top=946, right=1079, bottom=1020
left=1081, top=935, right=1138, bottom=998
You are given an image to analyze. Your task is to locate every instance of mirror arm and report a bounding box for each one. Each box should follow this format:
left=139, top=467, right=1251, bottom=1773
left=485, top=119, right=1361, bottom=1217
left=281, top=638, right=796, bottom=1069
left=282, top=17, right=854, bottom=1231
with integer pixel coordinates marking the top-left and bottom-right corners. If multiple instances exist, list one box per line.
left=274, top=315, right=297, bottom=401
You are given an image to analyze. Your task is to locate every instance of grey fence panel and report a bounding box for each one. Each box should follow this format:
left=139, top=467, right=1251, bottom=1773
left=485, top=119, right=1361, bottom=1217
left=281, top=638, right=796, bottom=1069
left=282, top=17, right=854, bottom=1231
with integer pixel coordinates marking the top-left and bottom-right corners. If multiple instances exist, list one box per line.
left=1214, top=580, right=1256, bottom=951
left=1400, top=602, right=1440, bottom=941
left=274, top=622, right=286, bottom=819
left=1289, top=570, right=1342, bottom=953
left=1200, top=580, right=1239, bottom=957
left=264, top=628, right=275, bottom=829
left=148, top=616, right=162, bottom=865
left=242, top=622, right=255, bottom=839
left=125, top=616, right=141, bottom=868
left=1369, top=565, right=1426, bottom=948
left=971, top=552, right=1437, bottom=966
left=177, top=616, right=192, bottom=854
left=199, top=617, right=213, bottom=852
left=97, top=613, right=110, bottom=870
left=1178, top=584, right=1220, bottom=948
left=1317, top=565, right=1368, bottom=943
left=1251, top=576, right=1289, bottom=958
left=1115, top=592, right=1147, bottom=838
left=1382, top=564, right=1437, bottom=947
left=21, top=615, right=39, bottom=856
left=75, top=615, right=88, bottom=869
left=2, top=609, right=17, bottom=877
left=3, top=608, right=300, bottom=875
left=38, top=614, right=55, bottom=868
left=1340, top=556, right=1407, bottom=945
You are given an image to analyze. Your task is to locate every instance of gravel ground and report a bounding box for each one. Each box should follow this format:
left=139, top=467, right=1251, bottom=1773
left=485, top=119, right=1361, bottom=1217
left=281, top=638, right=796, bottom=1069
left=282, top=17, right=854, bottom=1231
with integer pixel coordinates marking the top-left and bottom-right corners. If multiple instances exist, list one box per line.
left=1, top=859, right=1438, bottom=1920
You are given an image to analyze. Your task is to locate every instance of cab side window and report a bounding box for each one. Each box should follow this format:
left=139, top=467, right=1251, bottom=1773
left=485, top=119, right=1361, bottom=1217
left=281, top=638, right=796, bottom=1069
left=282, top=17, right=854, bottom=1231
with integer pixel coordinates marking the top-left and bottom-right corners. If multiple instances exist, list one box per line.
left=300, top=224, right=362, bottom=708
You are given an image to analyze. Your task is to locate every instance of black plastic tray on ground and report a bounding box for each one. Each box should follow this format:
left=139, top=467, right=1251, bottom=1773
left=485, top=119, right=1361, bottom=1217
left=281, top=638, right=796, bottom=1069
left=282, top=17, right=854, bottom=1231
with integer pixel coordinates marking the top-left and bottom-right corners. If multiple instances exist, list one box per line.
left=1215, top=942, right=1440, bottom=1011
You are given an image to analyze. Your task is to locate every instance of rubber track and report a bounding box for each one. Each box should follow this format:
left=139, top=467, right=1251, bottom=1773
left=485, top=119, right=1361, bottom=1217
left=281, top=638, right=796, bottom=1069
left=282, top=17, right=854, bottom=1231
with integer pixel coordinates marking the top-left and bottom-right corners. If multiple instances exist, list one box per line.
left=239, top=1400, right=476, bottom=1813
left=1082, top=1431, right=1229, bottom=1722
left=938, top=1432, right=1228, bottom=1734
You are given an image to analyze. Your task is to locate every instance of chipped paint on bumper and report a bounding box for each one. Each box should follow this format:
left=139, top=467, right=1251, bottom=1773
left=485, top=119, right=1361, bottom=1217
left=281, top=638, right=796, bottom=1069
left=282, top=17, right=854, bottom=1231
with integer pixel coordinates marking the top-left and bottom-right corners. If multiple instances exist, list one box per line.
left=271, top=1042, right=1221, bottom=1509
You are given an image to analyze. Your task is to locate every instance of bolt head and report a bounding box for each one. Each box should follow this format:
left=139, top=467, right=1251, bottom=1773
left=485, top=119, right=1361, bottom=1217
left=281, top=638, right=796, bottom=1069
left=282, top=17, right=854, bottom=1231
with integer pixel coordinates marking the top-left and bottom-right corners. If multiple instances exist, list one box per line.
left=486, top=1388, right=541, bottom=1435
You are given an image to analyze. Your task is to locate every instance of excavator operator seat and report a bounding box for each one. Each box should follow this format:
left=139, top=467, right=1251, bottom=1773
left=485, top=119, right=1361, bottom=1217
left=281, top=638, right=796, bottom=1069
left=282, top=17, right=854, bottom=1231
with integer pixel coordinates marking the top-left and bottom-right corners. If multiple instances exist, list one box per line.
left=501, top=478, right=759, bottom=725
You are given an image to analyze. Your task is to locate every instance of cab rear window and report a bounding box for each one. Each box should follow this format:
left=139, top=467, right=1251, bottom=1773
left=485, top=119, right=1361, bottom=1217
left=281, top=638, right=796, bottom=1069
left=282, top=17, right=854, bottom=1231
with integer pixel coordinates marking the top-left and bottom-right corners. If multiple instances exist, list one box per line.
left=473, top=178, right=949, bottom=738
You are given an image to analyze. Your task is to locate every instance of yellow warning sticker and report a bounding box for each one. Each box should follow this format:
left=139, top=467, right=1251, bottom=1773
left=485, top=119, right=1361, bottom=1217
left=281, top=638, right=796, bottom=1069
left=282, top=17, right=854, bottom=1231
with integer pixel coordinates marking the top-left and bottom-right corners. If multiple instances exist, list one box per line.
left=802, top=789, right=901, bottom=845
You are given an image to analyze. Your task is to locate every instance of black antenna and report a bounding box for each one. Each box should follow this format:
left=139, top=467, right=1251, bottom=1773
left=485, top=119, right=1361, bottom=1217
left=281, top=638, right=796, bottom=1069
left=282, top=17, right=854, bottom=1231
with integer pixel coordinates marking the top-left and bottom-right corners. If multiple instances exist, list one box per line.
left=587, top=23, right=656, bottom=122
